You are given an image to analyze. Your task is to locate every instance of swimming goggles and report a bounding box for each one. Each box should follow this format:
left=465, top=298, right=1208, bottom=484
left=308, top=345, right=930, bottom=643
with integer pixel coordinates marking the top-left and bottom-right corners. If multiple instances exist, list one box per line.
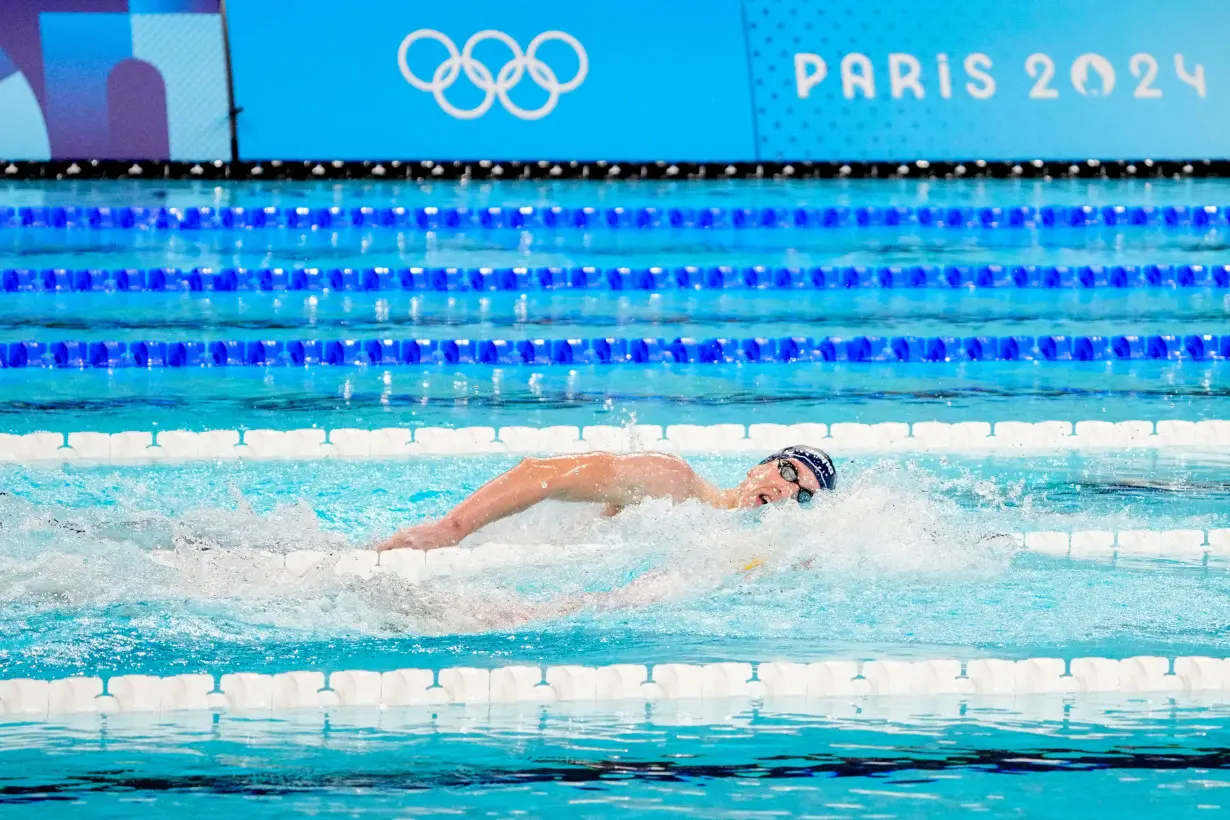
left=776, top=459, right=813, bottom=504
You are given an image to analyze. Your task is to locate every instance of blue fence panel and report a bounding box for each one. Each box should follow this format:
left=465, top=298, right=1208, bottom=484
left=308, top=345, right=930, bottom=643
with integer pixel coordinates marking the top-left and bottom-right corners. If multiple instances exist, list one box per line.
left=1, top=3, right=230, bottom=161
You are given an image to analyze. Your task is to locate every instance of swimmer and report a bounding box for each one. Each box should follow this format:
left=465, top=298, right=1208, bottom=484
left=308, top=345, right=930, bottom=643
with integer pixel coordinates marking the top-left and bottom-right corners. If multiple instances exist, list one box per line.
left=373, top=445, right=836, bottom=552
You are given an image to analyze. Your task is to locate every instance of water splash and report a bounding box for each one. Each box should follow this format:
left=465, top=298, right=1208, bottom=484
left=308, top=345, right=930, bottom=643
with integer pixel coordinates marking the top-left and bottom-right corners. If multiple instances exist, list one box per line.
left=2, top=458, right=1229, bottom=676
left=0, top=462, right=1020, bottom=639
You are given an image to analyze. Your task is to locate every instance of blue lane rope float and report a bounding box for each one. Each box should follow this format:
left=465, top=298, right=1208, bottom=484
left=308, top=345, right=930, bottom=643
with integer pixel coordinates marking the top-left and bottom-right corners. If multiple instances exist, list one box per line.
left=5, top=263, right=1229, bottom=294
left=2, top=204, right=1230, bottom=231
left=2, top=333, right=1226, bottom=369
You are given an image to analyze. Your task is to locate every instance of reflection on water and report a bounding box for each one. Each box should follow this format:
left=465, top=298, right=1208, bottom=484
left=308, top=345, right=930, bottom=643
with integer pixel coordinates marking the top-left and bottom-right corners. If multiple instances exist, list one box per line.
left=1, top=699, right=1228, bottom=818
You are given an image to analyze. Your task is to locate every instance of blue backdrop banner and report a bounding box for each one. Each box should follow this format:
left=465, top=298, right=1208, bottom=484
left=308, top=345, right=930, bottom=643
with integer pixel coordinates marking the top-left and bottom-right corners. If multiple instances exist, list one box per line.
left=225, top=0, right=756, bottom=161
left=745, top=0, right=1230, bottom=161
left=226, top=0, right=1230, bottom=161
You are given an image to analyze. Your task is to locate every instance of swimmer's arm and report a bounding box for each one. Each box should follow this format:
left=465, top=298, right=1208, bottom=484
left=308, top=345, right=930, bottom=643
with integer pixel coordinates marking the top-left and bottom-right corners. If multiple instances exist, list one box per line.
left=374, top=454, right=620, bottom=551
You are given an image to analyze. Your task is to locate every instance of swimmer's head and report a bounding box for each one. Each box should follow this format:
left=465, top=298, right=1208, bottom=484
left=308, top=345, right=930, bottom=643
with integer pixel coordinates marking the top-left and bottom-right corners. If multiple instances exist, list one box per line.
left=733, top=445, right=836, bottom=508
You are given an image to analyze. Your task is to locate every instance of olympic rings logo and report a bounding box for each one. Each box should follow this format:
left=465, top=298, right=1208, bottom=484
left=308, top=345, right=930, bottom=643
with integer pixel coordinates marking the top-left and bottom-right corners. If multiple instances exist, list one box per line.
left=397, top=29, right=588, bottom=120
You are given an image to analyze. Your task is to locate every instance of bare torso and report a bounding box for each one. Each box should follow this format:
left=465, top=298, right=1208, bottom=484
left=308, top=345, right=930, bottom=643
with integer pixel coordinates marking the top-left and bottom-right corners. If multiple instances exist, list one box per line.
left=374, top=451, right=725, bottom=551
left=543, top=452, right=712, bottom=509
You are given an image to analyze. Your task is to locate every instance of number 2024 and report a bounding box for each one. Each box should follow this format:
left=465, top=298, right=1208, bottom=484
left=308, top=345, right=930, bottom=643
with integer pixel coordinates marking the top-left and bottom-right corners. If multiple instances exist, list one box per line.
left=1026, top=53, right=1206, bottom=99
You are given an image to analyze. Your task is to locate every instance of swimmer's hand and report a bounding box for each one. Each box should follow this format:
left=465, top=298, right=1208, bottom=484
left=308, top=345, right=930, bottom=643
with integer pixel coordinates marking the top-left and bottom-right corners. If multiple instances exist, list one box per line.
left=373, top=520, right=462, bottom=552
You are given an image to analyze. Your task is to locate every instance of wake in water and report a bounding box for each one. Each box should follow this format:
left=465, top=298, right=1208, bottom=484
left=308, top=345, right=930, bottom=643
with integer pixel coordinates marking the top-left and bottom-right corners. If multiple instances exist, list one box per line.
left=0, top=463, right=1021, bottom=639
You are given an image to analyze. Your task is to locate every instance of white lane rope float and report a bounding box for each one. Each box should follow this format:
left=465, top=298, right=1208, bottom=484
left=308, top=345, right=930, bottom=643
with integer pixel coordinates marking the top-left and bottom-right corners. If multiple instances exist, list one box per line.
left=2, top=654, right=1226, bottom=718
left=3, top=419, right=1230, bottom=465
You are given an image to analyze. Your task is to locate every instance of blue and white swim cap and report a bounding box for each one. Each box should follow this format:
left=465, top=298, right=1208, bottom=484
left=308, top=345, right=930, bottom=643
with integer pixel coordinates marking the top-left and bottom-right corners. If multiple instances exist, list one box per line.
left=760, top=445, right=837, bottom=491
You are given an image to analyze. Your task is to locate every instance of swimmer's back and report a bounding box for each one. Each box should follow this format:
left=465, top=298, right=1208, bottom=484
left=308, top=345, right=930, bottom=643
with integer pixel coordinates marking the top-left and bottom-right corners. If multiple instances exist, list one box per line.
left=526, top=451, right=704, bottom=507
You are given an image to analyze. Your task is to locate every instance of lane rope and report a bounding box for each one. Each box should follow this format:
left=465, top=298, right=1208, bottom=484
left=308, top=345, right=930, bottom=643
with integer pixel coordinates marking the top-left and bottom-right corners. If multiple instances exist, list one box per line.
left=4, top=419, right=1229, bottom=464
left=7, top=262, right=1229, bottom=293
left=2, top=203, right=1228, bottom=231
left=2, top=653, right=1226, bottom=717
left=2, top=332, right=1226, bottom=369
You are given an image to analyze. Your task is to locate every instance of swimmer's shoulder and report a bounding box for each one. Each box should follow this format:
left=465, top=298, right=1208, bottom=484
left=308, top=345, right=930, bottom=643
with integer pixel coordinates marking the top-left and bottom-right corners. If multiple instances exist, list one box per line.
left=547, top=452, right=701, bottom=501
left=613, top=452, right=707, bottom=500
left=577, top=450, right=690, bottom=469
left=613, top=451, right=696, bottom=475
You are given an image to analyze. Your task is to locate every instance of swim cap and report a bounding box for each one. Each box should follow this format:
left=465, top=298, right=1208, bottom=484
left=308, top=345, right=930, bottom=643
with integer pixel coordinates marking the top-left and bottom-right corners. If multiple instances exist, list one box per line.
left=760, top=445, right=837, bottom=491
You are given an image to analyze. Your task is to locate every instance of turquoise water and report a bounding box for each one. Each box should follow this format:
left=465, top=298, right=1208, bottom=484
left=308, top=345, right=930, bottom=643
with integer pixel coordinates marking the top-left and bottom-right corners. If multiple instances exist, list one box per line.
left=3, top=291, right=1227, bottom=341
left=2, top=701, right=1229, bottom=818
left=2, top=179, right=1229, bottom=817
left=9, top=220, right=1230, bottom=273
left=4, top=361, right=1229, bottom=434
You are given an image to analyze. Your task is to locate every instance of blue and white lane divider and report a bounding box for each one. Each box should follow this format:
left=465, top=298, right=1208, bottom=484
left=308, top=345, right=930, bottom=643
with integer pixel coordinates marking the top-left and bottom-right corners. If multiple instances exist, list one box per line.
left=3, top=204, right=1230, bottom=231
left=3, top=333, right=1228, bottom=369
left=2, top=653, right=1227, bottom=718
left=5, top=419, right=1228, bottom=464
left=9, top=263, right=1230, bottom=294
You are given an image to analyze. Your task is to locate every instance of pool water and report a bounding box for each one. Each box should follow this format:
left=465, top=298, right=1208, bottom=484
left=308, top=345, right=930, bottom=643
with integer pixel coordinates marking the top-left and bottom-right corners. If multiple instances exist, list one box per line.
left=1, top=178, right=1228, bottom=817
left=4, top=700, right=1230, bottom=818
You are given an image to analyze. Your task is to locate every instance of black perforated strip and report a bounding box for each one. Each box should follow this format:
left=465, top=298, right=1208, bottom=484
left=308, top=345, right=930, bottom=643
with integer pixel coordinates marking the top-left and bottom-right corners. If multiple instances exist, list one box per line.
left=2, top=158, right=1229, bottom=182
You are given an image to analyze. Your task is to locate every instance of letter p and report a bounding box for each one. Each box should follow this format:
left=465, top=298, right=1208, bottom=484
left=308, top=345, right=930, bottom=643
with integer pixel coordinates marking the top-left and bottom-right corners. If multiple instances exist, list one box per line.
left=794, top=53, right=828, bottom=99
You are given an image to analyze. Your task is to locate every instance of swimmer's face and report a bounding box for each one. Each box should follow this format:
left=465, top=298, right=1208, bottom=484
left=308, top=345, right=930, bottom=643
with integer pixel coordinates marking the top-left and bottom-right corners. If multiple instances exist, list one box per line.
left=734, top=457, right=822, bottom=508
